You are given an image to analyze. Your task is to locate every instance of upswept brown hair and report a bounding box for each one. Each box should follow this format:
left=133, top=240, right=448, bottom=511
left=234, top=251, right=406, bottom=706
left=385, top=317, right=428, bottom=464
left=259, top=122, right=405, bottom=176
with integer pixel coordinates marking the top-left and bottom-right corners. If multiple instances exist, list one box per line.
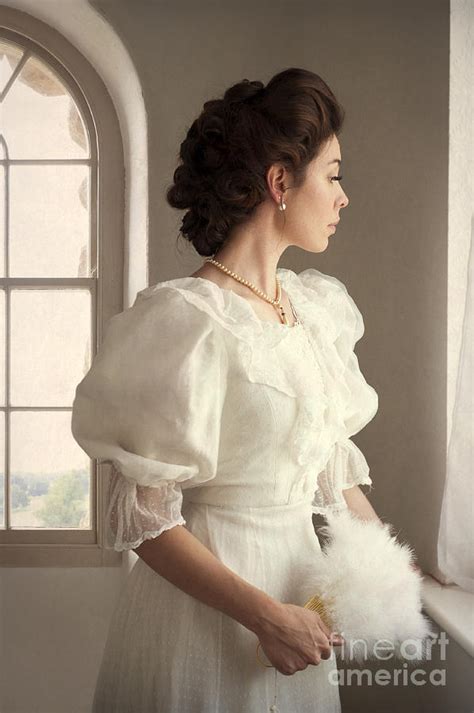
left=166, top=67, right=345, bottom=257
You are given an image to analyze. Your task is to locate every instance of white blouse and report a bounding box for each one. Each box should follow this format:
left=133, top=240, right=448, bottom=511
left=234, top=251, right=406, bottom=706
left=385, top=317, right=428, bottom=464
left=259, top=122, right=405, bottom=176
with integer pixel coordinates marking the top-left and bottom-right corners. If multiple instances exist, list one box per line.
left=71, top=267, right=379, bottom=551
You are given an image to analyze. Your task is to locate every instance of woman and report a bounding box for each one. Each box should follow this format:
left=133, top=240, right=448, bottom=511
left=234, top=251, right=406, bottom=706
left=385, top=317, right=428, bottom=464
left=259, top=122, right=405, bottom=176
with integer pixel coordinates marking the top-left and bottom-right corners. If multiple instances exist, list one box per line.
left=72, top=67, right=384, bottom=713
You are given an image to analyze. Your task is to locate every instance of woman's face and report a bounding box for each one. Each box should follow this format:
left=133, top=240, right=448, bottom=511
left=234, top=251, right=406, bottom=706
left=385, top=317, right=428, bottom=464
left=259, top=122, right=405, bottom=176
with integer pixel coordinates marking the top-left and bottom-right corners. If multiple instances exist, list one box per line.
left=283, top=134, right=349, bottom=253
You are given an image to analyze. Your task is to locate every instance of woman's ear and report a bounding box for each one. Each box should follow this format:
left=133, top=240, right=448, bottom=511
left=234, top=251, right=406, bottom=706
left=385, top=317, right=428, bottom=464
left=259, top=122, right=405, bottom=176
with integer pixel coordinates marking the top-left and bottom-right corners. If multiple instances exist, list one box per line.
left=265, top=162, right=290, bottom=204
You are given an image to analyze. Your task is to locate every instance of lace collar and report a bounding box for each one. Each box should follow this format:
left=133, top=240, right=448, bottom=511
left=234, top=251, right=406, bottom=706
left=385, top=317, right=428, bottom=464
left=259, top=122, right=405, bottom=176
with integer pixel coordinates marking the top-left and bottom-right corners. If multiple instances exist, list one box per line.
left=135, top=267, right=336, bottom=349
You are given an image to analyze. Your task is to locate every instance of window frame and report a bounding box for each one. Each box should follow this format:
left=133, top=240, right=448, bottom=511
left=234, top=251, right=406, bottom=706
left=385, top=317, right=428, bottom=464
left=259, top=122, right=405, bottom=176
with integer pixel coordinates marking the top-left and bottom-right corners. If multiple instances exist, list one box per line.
left=0, top=15, right=125, bottom=567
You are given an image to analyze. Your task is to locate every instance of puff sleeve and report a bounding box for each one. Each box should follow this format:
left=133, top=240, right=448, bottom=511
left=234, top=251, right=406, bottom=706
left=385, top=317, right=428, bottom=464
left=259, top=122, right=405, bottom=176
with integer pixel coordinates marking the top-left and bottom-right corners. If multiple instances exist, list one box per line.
left=311, top=275, right=379, bottom=516
left=71, top=287, right=228, bottom=551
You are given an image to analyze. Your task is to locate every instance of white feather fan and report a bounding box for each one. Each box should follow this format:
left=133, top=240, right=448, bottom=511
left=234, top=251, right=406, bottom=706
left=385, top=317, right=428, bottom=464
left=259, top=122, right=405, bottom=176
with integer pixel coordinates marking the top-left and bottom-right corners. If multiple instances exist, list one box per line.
left=296, top=509, right=435, bottom=665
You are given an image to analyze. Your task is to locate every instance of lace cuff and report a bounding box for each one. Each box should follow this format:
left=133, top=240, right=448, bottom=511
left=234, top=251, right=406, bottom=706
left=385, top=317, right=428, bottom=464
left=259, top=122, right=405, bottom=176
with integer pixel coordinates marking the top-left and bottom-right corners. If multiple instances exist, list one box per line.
left=105, top=464, right=187, bottom=551
left=312, top=438, right=373, bottom=516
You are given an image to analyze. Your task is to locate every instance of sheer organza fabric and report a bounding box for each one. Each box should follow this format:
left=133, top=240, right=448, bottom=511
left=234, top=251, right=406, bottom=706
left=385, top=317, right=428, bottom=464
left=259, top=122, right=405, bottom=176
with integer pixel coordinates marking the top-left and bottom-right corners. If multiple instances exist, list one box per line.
left=71, top=267, right=378, bottom=713
left=72, top=267, right=378, bottom=552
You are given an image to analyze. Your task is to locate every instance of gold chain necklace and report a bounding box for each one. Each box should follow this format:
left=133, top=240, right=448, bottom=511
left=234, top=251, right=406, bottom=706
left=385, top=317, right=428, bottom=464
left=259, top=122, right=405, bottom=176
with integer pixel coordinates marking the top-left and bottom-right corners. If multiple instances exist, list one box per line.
left=203, top=257, right=299, bottom=326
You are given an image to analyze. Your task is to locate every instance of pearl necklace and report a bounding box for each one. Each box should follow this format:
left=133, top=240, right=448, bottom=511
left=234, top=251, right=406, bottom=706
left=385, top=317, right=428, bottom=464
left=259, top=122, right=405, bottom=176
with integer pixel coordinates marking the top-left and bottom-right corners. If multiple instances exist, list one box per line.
left=203, top=257, right=300, bottom=327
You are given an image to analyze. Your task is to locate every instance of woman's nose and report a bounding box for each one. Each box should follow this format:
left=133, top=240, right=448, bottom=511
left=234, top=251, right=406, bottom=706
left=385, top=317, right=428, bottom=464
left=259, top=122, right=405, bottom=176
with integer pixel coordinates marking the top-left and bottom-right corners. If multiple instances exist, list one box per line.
left=340, top=190, right=349, bottom=208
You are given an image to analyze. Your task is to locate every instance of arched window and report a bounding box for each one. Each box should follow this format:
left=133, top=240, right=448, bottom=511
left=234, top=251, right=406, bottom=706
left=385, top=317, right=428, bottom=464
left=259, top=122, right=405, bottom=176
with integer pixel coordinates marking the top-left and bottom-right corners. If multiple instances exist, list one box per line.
left=0, top=22, right=125, bottom=566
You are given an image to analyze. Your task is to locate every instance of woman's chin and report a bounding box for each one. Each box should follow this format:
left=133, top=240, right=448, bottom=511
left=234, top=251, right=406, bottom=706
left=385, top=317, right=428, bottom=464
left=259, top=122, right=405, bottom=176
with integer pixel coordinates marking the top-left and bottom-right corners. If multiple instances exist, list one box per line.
left=303, top=245, right=329, bottom=255
left=295, top=233, right=330, bottom=253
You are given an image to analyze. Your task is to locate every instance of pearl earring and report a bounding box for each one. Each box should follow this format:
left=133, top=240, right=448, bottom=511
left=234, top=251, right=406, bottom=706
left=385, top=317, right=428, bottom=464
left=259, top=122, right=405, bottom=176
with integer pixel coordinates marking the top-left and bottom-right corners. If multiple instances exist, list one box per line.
left=279, top=194, right=286, bottom=211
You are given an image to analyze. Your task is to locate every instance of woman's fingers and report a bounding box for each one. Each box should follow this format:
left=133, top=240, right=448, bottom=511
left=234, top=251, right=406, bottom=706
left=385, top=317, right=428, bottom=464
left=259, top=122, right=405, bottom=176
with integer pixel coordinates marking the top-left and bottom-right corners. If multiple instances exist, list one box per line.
left=317, top=617, right=333, bottom=639
left=319, top=645, right=333, bottom=660
left=316, top=616, right=344, bottom=646
left=257, top=603, right=344, bottom=675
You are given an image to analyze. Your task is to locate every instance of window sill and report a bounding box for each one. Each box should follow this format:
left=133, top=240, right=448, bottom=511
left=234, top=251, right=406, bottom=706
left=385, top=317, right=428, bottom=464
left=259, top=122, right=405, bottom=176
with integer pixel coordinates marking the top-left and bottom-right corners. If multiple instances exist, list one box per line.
left=421, top=574, right=474, bottom=658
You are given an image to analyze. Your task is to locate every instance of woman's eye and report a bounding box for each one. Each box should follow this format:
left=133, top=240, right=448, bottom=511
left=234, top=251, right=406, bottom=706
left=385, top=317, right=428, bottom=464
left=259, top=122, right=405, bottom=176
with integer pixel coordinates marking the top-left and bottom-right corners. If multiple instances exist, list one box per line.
left=331, top=175, right=343, bottom=182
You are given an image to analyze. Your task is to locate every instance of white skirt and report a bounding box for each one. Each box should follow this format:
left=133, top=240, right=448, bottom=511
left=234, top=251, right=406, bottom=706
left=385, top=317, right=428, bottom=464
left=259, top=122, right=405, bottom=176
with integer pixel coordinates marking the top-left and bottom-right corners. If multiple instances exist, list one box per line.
left=92, top=497, right=342, bottom=713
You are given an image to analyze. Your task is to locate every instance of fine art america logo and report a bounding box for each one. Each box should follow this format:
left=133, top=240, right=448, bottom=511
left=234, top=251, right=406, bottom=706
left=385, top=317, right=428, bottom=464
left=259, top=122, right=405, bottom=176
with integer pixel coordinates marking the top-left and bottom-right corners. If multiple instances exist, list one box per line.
left=328, top=631, right=449, bottom=687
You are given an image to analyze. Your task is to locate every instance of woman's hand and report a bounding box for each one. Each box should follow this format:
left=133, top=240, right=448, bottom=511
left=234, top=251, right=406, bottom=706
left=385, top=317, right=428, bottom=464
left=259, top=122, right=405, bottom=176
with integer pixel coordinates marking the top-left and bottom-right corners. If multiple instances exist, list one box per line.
left=256, top=602, right=344, bottom=676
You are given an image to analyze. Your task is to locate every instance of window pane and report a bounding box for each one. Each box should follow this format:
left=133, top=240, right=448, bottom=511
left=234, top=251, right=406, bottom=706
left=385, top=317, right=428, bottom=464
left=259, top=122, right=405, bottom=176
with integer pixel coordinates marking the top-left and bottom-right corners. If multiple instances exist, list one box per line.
left=0, top=166, right=4, bottom=278
left=10, top=164, right=91, bottom=278
left=2, top=51, right=89, bottom=159
left=11, top=289, right=91, bottom=407
left=10, top=411, right=91, bottom=529
left=0, top=40, right=24, bottom=94
left=0, top=411, right=5, bottom=527
left=0, top=289, right=5, bottom=407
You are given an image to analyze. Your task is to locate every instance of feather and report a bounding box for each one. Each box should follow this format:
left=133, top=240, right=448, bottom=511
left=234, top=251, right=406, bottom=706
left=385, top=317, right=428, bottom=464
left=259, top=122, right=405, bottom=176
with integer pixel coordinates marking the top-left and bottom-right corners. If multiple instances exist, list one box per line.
left=294, top=510, right=435, bottom=665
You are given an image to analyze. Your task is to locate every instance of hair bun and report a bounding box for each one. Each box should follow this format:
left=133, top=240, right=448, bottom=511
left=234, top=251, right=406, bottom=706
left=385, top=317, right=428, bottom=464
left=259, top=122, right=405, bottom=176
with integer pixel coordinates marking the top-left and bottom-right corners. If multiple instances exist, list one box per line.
left=223, top=78, right=265, bottom=105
